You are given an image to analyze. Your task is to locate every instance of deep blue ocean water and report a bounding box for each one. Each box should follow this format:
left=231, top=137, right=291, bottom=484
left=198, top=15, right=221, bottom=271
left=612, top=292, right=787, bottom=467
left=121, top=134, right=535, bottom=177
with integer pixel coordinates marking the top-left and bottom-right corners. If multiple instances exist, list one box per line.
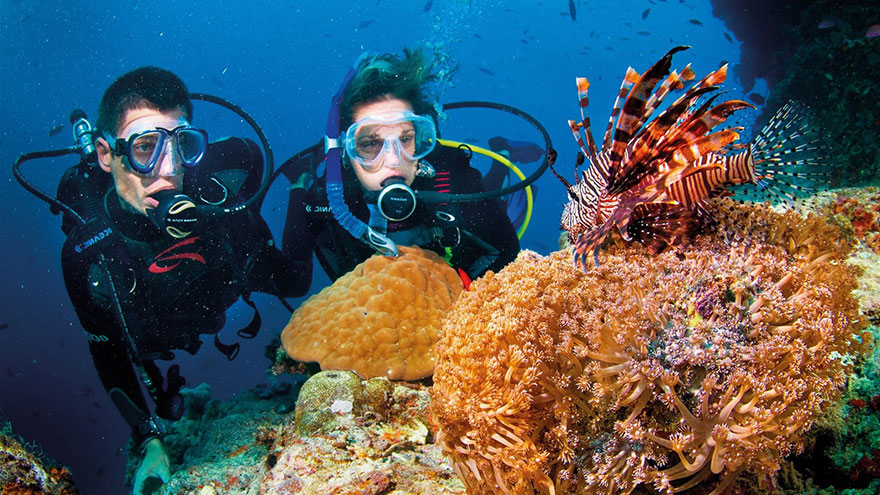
left=0, top=1, right=744, bottom=493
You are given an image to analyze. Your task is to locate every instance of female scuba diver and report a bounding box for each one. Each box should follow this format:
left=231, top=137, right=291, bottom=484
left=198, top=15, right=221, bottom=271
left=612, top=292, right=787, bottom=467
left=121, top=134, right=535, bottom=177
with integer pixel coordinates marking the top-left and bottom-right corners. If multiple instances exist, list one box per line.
left=285, top=48, right=525, bottom=286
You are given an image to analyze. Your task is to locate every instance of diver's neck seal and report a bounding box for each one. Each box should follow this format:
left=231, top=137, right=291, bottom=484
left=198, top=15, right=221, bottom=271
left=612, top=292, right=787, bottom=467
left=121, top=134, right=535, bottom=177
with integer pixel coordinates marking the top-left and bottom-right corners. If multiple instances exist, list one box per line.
left=375, top=177, right=416, bottom=222
left=146, top=190, right=200, bottom=238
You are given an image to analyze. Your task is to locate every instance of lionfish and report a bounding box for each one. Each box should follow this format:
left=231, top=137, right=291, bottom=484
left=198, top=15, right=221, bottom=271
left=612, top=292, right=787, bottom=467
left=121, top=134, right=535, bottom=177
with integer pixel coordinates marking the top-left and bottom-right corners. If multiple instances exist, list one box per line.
left=555, top=45, right=825, bottom=269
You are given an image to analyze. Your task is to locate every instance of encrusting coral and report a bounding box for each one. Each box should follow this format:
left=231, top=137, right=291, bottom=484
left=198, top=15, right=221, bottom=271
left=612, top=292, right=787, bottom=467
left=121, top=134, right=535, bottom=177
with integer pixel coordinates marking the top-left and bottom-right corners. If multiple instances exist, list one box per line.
left=431, top=198, right=872, bottom=495
left=281, top=245, right=463, bottom=381
left=1, top=422, right=78, bottom=495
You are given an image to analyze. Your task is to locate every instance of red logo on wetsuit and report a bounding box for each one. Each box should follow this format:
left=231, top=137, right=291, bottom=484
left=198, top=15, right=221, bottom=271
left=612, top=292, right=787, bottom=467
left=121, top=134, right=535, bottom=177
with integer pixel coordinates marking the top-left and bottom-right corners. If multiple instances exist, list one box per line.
left=148, top=237, right=206, bottom=274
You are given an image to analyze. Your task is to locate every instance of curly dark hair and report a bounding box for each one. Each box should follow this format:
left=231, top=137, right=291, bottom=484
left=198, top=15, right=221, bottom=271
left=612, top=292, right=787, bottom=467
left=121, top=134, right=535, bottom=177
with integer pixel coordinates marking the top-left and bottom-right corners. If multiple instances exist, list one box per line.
left=339, top=47, right=441, bottom=131
left=96, top=66, right=193, bottom=137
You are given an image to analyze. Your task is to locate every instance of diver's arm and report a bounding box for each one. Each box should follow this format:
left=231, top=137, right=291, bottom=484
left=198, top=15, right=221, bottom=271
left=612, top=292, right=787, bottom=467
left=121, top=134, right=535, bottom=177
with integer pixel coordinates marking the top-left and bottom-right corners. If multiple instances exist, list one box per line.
left=61, top=260, right=161, bottom=446
left=282, top=185, right=314, bottom=277
left=243, top=211, right=311, bottom=298
left=458, top=166, right=521, bottom=275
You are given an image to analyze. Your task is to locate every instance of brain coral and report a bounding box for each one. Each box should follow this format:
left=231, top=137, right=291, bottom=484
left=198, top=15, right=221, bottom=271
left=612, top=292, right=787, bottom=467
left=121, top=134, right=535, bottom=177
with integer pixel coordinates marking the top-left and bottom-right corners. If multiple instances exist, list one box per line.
left=282, top=245, right=463, bottom=381
left=431, top=199, right=871, bottom=495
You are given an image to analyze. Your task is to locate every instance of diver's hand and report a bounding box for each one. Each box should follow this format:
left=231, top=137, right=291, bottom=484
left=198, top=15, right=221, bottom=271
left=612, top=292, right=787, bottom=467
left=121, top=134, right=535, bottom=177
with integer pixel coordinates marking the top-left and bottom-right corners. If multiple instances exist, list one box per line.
left=133, top=438, right=171, bottom=495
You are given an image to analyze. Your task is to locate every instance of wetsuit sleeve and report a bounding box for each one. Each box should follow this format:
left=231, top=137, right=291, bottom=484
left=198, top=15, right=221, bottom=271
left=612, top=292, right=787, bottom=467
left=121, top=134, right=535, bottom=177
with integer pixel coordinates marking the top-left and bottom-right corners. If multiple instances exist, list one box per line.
left=283, top=186, right=315, bottom=280
left=60, top=245, right=159, bottom=445
left=243, top=209, right=311, bottom=298
left=196, top=137, right=311, bottom=298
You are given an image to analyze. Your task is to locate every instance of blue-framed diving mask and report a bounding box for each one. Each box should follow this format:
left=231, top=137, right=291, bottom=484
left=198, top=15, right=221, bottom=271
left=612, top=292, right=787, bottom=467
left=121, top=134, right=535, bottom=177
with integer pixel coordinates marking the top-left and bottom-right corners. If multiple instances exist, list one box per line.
left=105, top=125, right=208, bottom=175
left=340, top=111, right=436, bottom=171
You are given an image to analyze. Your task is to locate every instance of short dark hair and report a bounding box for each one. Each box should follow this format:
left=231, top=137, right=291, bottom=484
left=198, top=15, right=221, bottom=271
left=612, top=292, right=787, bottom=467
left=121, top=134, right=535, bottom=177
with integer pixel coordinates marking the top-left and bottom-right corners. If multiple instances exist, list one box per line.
left=339, top=47, right=441, bottom=131
left=96, top=66, right=193, bottom=137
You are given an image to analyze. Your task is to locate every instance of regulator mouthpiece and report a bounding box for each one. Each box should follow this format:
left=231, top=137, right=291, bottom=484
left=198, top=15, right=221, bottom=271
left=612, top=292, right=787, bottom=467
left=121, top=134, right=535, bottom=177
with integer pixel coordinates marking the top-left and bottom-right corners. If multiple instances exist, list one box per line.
left=376, top=177, right=416, bottom=222
left=147, top=190, right=199, bottom=238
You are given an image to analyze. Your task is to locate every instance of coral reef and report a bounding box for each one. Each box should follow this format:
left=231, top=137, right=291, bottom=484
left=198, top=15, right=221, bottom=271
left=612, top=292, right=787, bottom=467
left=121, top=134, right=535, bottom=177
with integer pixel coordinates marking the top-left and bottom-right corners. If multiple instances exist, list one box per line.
left=796, top=187, right=880, bottom=324
left=281, top=245, right=463, bottom=381
left=431, top=198, right=871, bottom=495
left=1, top=422, right=78, bottom=495
left=132, top=376, right=464, bottom=495
left=712, top=0, right=880, bottom=186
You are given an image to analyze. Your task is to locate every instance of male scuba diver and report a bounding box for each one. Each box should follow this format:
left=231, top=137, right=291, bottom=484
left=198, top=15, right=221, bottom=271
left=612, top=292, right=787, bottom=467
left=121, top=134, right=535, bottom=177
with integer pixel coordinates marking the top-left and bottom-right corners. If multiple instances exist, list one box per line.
left=285, top=48, right=543, bottom=286
left=41, top=67, right=309, bottom=494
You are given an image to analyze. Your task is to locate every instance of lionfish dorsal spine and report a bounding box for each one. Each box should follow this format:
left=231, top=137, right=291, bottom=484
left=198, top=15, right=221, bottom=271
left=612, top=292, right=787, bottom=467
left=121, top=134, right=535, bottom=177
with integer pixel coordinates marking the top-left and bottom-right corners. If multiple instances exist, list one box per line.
left=602, top=67, right=640, bottom=152
left=629, top=63, right=697, bottom=153
left=570, top=77, right=600, bottom=163
left=605, top=46, right=690, bottom=193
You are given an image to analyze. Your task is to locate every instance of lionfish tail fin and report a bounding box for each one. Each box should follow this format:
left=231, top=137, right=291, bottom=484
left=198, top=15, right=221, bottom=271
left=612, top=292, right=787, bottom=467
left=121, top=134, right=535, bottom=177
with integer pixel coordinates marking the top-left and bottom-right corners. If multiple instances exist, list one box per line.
left=738, top=101, right=829, bottom=204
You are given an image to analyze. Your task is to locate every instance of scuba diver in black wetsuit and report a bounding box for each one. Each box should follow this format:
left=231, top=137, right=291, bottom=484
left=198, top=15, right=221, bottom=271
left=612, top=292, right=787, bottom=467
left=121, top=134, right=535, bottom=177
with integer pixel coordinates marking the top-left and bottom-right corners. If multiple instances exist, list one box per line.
left=282, top=48, right=553, bottom=287
left=14, top=67, right=309, bottom=494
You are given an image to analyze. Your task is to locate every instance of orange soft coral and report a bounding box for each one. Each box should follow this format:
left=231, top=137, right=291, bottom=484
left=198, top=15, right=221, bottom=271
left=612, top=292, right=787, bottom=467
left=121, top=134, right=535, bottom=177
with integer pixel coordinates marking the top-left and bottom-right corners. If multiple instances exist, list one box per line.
left=282, top=246, right=463, bottom=381
left=431, top=199, right=870, bottom=495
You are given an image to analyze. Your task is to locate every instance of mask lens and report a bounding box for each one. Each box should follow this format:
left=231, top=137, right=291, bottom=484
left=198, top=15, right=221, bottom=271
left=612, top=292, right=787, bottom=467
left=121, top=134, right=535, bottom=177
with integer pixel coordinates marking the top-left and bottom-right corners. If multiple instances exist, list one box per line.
left=354, top=125, right=386, bottom=163
left=176, top=128, right=207, bottom=165
left=345, top=112, right=436, bottom=170
left=129, top=131, right=163, bottom=172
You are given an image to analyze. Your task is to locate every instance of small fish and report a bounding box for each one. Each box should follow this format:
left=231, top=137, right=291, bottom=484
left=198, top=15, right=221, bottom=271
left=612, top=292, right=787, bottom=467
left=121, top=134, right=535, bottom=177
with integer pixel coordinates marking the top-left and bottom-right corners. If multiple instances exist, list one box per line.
left=724, top=32, right=733, bottom=42
left=642, top=8, right=650, bottom=19
left=817, top=18, right=836, bottom=29
left=638, top=31, right=651, bottom=36
left=473, top=33, right=482, bottom=39
left=689, top=18, right=703, bottom=26
left=479, top=67, right=496, bottom=76
left=747, top=93, right=765, bottom=105
left=620, top=37, right=631, bottom=41
left=49, top=123, right=64, bottom=137
left=568, top=0, right=576, bottom=21
left=358, top=19, right=375, bottom=29
left=866, top=24, right=880, bottom=38
left=423, top=0, right=432, bottom=12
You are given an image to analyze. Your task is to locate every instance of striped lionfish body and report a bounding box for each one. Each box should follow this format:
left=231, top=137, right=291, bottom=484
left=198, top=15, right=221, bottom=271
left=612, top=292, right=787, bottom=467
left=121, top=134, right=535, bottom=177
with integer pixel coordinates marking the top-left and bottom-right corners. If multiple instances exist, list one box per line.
left=555, top=46, right=824, bottom=269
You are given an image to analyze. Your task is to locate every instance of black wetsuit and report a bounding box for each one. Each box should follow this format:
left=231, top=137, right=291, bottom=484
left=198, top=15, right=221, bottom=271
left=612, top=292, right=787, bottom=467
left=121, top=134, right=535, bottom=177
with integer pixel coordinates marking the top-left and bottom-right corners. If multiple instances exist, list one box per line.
left=288, top=145, right=520, bottom=282
left=58, top=137, right=309, bottom=445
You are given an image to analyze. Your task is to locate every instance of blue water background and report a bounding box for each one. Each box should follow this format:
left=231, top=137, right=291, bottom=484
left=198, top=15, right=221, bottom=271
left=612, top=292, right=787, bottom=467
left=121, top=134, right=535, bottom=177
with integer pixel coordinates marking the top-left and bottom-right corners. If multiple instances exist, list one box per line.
left=0, top=1, right=744, bottom=493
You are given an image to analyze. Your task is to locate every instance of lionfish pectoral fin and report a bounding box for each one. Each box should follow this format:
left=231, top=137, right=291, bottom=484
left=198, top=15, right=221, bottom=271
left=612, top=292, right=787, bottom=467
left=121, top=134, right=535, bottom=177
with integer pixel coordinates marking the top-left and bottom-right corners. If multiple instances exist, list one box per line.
left=572, top=222, right=612, bottom=271
left=617, top=216, right=633, bottom=241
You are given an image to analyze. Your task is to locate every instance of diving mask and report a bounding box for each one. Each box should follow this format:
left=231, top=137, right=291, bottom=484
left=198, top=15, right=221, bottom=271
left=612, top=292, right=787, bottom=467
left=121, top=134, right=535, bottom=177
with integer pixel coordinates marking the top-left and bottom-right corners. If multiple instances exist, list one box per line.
left=106, top=125, right=208, bottom=175
left=341, top=111, right=436, bottom=171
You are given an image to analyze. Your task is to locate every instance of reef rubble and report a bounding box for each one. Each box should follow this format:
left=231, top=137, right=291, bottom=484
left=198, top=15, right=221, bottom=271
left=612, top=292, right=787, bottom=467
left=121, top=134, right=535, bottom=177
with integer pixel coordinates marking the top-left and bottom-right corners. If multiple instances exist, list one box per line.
left=129, top=373, right=464, bottom=495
